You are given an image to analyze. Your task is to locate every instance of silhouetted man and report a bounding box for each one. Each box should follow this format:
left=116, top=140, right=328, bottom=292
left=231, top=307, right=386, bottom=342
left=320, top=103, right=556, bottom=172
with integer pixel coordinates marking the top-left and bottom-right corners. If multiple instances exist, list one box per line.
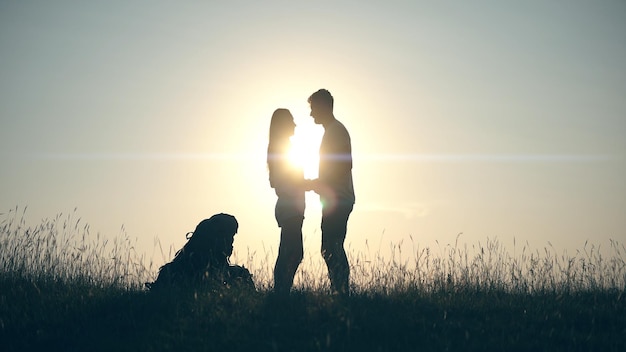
left=307, top=89, right=355, bottom=295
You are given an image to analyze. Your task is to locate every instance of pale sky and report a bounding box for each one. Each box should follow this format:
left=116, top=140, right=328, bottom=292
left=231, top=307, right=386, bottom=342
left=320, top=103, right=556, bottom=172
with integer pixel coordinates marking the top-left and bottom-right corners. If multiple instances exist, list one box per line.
left=1, top=1, right=624, bottom=268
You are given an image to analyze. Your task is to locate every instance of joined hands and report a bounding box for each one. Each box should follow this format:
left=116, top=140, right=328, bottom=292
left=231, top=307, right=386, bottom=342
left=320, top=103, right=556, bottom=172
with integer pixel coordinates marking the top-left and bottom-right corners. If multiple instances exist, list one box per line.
left=303, top=179, right=319, bottom=192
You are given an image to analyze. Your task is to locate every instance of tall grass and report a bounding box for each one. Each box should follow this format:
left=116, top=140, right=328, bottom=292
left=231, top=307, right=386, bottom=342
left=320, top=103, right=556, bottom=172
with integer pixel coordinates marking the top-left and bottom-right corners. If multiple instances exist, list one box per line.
left=346, top=235, right=626, bottom=295
left=0, top=207, right=152, bottom=289
left=2, top=208, right=625, bottom=351
left=1, top=207, right=625, bottom=295
left=236, top=234, right=626, bottom=296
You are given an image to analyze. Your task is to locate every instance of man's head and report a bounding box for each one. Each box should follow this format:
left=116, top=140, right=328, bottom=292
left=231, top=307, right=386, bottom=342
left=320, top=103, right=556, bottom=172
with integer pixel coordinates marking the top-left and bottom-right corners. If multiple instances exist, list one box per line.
left=308, top=89, right=334, bottom=125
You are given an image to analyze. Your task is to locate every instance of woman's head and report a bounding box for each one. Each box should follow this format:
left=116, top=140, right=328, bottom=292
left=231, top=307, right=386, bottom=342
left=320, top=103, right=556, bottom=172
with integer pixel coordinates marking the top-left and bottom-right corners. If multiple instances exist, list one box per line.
left=267, top=109, right=295, bottom=185
left=186, top=213, right=239, bottom=266
left=268, top=108, right=295, bottom=144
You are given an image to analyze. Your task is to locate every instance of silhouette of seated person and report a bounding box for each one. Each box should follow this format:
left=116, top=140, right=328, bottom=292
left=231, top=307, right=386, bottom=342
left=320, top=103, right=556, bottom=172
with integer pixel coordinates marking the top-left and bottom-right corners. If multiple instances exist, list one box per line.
left=146, top=213, right=254, bottom=291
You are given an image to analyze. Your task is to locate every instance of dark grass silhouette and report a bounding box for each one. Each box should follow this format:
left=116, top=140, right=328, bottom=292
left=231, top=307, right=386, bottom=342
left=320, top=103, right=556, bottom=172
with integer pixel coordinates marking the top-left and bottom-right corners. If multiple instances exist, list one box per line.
left=1, top=208, right=625, bottom=351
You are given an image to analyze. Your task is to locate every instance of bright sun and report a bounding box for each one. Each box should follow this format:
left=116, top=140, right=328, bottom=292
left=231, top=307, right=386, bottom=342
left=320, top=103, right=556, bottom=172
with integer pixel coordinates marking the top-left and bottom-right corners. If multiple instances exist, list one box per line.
left=288, top=124, right=323, bottom=179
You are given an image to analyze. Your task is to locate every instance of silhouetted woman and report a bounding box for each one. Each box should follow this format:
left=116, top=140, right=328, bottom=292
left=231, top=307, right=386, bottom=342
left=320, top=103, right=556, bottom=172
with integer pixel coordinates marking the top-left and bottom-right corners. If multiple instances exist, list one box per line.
left=147, top=213, right=254, bottom=291
left=267, top=108, right=306, bottom=295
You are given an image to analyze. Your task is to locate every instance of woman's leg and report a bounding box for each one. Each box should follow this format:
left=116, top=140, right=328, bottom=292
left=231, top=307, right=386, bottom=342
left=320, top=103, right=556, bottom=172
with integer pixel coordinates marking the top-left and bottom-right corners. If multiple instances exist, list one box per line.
left=274, top=217, right=304, bottom=295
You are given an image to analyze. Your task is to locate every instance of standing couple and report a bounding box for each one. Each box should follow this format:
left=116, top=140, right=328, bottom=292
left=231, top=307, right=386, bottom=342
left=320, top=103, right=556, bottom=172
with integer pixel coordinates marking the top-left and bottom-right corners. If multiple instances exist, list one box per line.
left=267, top=89, right=355, bottom=296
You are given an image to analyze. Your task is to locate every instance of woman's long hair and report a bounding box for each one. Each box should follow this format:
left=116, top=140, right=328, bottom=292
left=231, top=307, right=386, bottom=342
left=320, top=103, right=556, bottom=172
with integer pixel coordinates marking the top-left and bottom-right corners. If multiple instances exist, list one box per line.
left=267, top=108, right=294, bottom=188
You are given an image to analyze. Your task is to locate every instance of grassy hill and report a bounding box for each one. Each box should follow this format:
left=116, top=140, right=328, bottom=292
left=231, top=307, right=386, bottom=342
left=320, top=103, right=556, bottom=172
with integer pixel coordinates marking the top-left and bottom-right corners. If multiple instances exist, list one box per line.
left=1, top=209, right=625, bottom=351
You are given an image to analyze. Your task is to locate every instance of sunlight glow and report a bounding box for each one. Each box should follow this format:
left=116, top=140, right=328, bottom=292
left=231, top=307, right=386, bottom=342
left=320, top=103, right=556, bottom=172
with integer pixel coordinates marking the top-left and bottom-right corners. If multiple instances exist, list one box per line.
left=288, top=125, right=323, bottom=179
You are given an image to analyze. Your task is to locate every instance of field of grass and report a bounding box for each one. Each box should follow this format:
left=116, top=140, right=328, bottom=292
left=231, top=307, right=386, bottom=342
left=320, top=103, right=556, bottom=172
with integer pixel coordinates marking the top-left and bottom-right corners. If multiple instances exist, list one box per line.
left=1, top=208, right=625, bottom=351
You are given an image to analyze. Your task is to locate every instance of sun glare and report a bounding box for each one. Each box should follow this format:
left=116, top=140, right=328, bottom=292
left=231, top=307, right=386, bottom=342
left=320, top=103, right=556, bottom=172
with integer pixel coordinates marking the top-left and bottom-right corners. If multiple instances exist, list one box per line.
left=288, top=125, right=323, bottom=179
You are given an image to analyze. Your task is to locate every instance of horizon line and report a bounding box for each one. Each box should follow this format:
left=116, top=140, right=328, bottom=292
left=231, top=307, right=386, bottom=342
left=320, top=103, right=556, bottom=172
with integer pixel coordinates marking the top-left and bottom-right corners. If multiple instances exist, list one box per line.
left=3, top=152, right=618, bottom=163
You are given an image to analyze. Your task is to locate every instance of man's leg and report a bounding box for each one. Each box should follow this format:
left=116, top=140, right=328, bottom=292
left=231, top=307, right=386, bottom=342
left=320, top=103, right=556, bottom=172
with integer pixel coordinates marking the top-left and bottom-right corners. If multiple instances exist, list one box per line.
left=321, top=204, right=353, bottom=295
